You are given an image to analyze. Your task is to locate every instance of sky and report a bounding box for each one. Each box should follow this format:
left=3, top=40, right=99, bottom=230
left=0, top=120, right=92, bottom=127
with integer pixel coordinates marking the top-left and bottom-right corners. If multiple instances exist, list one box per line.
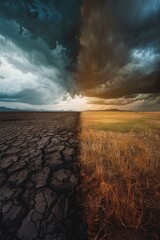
left=0, top=0, right=160, bottom=111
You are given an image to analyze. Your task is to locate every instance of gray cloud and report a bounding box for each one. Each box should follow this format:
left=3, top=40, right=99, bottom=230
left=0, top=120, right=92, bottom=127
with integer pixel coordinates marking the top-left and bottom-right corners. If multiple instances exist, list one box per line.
left=78, top=0, right=160, bottom=101
left=87, top=93, right=160, bottom=111
left=0, top=0, right=82, bottom=106
left=0, top=27, right=72, bottom=104
left=0, top=0, right=82, bottom=62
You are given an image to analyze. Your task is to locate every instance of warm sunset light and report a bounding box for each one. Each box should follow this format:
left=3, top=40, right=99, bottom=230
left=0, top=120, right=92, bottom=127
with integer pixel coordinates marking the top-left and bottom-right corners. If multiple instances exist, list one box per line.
left=67, top=95, right=87, bottom=106
left=56, top=95, right=88, bottom=111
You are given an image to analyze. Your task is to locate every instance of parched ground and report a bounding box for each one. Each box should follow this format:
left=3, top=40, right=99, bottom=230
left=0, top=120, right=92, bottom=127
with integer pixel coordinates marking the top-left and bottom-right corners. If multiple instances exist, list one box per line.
left=1, top=111, right=160, bottom=240
left=0, top=112, right=86, bottom=240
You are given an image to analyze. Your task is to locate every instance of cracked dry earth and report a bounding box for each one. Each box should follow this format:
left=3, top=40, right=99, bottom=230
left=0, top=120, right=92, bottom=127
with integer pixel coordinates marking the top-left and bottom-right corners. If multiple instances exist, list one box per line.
left=0, top=112, right=85, bottom=240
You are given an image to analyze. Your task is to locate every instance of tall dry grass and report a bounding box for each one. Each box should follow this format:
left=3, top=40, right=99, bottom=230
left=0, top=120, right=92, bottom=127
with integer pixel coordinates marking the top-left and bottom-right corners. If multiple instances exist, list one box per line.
left=80, top=127, right=160, bottom=239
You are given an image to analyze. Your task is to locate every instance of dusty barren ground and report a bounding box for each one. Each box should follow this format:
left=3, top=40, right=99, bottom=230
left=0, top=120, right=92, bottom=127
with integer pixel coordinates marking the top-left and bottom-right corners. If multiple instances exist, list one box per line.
left=0, top=112, right=86, bottom=240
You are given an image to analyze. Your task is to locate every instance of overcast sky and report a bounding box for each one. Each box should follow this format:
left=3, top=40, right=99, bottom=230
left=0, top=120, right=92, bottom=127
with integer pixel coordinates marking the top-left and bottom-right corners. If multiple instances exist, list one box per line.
left=0, top=0, right=160, bottom=111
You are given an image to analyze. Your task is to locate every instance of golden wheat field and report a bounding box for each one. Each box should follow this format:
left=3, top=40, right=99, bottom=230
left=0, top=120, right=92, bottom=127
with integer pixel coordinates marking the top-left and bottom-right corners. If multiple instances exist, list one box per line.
left=80, top=112, right=160, bottom=240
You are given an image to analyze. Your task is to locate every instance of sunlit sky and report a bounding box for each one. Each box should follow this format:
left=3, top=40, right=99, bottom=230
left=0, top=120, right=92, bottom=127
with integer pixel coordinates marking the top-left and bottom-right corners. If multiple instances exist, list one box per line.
left=0, top=0, right=160, bottom=111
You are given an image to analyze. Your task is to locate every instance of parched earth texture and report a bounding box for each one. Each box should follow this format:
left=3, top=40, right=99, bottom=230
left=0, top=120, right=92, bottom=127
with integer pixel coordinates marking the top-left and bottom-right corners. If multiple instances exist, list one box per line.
left=0, top=112, right=87, bottom=240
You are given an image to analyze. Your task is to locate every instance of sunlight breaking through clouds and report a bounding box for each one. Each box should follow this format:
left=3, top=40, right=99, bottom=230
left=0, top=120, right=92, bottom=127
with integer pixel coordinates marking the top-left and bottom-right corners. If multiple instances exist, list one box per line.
left=0, top=0, right=160, bottom=111
left=0, top=28, right=72, bottom=105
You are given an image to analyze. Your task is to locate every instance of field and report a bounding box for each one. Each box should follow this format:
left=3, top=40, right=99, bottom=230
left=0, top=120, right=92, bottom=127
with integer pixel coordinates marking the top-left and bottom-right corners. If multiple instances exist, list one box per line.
left=80, top=112, right=160, bottom=240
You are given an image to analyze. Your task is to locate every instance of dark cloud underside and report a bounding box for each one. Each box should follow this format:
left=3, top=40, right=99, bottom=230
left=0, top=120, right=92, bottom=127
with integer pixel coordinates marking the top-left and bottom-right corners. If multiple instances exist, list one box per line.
left=0, top=0, right=82, bottom=61
left=0, top=0, right=82, bottom=105
left=78, top=0, right=160, bottom=100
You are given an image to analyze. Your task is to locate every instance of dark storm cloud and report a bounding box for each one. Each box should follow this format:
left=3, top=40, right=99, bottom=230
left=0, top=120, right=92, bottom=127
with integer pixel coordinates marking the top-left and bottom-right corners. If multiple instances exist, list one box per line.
left=78, top=0, right=160, bottom=100
left=0, top=0, right=82, bottom=105
left=0, top=23, right=72, bottom=104
left=88, top=93, right=160, bottom=106
left=0, top=89, right=44, bottom=105
left=0, top=0, right=82, bottom=62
